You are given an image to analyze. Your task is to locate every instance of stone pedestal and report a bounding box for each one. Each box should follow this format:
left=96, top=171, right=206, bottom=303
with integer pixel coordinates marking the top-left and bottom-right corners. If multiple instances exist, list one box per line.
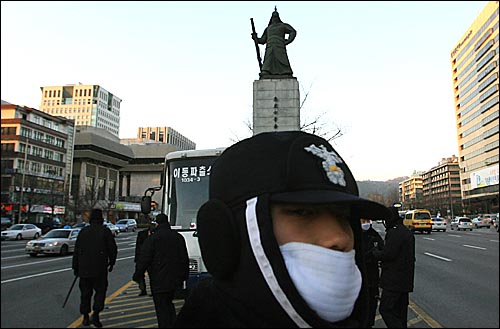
left=253, top=78, right=300, bottom=135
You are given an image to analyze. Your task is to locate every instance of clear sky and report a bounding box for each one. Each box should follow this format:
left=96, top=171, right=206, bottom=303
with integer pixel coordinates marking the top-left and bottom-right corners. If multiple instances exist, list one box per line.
left=1, top=1, right=490, bottom=181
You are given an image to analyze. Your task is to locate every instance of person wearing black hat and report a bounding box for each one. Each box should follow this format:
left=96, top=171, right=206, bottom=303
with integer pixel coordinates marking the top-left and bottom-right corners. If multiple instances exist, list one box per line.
left=173, top=131, right=392, bottom=328
left=133, top=213, right=189, bottom=328
left=72, top=208, right=117, bottom=327
left=372, top=206, right=415, bottom=328
left=134, top=219, right=157, bottom=296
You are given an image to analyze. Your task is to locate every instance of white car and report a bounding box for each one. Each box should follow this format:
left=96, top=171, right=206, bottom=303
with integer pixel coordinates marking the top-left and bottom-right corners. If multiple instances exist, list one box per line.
left=431, top=217, right=447, bottom=232
left=103, top=222, right=120, bottom=237
left=25, top=228, right=80, bottom=257
left=1, top=224, right=42, bottom=240
left=451, top=217, right=474, bottom=231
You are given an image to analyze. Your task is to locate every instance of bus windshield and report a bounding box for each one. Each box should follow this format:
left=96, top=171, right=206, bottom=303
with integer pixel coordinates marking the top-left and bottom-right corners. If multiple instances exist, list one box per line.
left=167, top=157, right=217, bottom=229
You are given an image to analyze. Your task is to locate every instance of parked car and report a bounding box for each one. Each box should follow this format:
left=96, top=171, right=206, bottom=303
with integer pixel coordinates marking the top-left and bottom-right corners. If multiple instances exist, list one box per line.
left=1, top=224, right=42, bottom=240
left=1, top=217, right=12, bottom=231
left=431, top=217, right=447, bottom=232
left=115, top=219, right=137, bottom=232
left=451, top=217, right=474, bottom=231
left=103, top=222, right=120, bottom=237
left=472, top=217, right=490, bottom=229
left=25, top=228, right=81, bottom=257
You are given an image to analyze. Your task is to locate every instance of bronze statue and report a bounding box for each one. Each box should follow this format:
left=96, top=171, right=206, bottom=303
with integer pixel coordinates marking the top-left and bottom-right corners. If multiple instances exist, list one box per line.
left=251, top=7, right=296, bottom=79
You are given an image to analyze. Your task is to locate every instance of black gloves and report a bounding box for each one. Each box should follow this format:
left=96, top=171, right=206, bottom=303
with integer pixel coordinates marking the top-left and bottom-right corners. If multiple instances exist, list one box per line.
left=108, top=264, right=114, bottom=272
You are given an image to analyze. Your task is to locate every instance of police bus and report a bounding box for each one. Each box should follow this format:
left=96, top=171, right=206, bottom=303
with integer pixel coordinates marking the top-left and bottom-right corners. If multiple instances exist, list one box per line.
left=140, top=148, right=225, bottom=296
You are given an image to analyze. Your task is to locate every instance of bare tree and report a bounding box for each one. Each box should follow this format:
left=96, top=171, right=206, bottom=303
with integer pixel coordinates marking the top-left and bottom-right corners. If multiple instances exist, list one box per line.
left=232, top=82, right=345, bottom=143
left=299, top=82, right=343, bottom=142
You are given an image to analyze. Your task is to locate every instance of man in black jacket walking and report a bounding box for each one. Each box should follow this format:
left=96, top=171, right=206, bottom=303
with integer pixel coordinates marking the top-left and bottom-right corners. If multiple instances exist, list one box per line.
left=134, top=220, right=156, bottom=296
left=133, top=213, right=189, bottom=328
left=72, top=209, right=118, bottom=327
left=373, top=206, right=415, bottom=328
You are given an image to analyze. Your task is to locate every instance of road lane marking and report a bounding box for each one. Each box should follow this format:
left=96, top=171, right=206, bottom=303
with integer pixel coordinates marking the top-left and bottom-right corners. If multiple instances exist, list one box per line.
left=422, top=237, right=435, bottom=241
left=1, top=247, right=136, bottom=269
left=424, top=252, right=452, bottom=262
left=447, top=234, right=461, bottom=237
left=1, top=255, right=135, bottom=284
left=409, top=300, right=443, bottom=328
left=463, top=244, right=486, bottom=250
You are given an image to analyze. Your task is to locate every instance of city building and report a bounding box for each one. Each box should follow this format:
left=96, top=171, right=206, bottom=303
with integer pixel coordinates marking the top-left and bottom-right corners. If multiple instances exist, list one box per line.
left=39, top=83, right=122, bottom=138
left=119, top=140, right=180, bottom=209
left=136, top=126, right=196, bottom=150
left=399, top=171, right=424, bottom=210
left=71, top=126, right=134, bottom=222
left=1, top=102, right=75, bottom=224
left=422, top=155, right=462, bottom=217
left=450, top=1, right=499, bottom=214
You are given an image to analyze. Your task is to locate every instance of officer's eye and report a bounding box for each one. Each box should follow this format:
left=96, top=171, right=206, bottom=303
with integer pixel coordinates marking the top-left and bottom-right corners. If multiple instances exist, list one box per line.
left=284, top=207, right=317, bottom=218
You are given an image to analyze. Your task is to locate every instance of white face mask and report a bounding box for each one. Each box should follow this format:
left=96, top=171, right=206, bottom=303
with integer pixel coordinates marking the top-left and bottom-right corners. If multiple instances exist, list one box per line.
left=280, top=242, right=362, bottom=323
left=361, top=222, right=372, bottom=231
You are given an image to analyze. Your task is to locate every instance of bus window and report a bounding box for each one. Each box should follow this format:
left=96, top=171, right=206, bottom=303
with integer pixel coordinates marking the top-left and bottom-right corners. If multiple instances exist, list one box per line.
left=168, top=157, right=217, bottom=229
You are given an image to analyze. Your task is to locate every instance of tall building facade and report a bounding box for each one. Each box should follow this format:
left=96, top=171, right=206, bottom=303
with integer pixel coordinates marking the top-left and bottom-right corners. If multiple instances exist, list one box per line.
left=399, top=171, right=424, bottom=210
left=39, top=84, right=122, bottom=138
left=1, top=103, right=75, bottom=223
left=450, top=1, right=499, bottom=214
left=136, top=127, right=196, bottom=150
left=422, top=155, right=462, bottom=217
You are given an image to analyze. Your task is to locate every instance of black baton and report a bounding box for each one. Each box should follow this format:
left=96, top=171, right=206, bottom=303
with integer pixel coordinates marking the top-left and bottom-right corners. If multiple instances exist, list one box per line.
left=62, top=274, right=78, bottom=308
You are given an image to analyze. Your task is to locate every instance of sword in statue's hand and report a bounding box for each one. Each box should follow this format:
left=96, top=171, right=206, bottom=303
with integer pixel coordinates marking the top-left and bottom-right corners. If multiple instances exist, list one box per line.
left=250, top=18, right=263, bottom=71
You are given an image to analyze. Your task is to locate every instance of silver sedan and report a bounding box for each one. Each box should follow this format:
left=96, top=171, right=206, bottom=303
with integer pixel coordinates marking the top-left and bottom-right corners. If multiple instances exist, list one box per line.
left=25, top=228, right=80, bottom=257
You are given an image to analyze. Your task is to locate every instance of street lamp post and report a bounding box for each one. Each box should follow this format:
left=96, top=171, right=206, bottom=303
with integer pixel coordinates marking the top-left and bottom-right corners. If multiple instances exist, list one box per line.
left=18, top=137, right=30, bottom=224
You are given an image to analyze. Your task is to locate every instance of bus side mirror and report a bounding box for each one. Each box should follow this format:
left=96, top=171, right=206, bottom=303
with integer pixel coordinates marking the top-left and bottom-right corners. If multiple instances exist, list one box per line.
left=141, top=196, right=152, bottom=214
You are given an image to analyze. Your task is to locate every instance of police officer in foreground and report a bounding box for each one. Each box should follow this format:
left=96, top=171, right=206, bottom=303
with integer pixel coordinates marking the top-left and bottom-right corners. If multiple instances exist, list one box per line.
left=174, top=131, right=392, bottom=328
left=72, top=209, right=117, bottom=327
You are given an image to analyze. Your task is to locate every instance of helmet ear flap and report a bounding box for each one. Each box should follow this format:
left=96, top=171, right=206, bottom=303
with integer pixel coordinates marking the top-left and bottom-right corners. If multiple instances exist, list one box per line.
left=197, top=199, right=240, bottom=279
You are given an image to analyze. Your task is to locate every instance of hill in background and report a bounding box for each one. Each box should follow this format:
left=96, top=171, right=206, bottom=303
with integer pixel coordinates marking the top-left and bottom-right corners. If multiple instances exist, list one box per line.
left=357, top=176, right=408, bottom=206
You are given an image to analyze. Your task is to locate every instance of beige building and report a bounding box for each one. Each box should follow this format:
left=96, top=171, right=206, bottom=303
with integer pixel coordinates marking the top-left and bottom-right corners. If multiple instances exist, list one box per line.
left=1, top=102, right=75, bottom=223
left=39, top=83, right=122, bottom=138
left=137, top=126, right=195, bottom=150
left=399, top=171, right=424, bottom=210
left=450, top=1, right=499, bottom=214
left=422, top=155, right=462, bottom=217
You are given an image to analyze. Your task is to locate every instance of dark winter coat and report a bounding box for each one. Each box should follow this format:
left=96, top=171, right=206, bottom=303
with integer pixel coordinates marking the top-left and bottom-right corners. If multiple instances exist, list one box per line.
left=72, top=221, right=117, bottom=278
left=361, top=226, right=384, bottom=288
left=134, top=228, right=153, bottom=263
left=372, top=221, right=415, bottom=293
left=134, top=223, right=189, bottom=294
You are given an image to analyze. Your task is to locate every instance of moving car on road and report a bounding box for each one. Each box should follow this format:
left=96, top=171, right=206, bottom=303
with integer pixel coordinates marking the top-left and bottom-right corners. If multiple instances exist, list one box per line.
left=472, top=217, right=490, bottom=229
left=1, top=224, right=42, bottom=240
left=25, top=228, right=80, bottom=257
left=115, top=219, right=137, bottom=232
left=103, top=222, right=120, bottom=237
left=431, top=217, right=447, bottom=232
left=451, top=217, right=474, bottom=231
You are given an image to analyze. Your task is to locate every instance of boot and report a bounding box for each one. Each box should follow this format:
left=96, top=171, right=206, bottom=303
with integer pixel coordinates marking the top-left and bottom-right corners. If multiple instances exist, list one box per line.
left=91, top=312, right=103, bottom=328
left=138, top=289, right=147, bottom=296
left=82, top=314, right=90, bottom=326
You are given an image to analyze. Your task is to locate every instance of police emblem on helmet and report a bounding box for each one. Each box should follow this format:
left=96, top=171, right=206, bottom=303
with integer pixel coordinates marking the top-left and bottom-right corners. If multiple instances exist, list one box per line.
left=304, top=144, right=346, bottom=187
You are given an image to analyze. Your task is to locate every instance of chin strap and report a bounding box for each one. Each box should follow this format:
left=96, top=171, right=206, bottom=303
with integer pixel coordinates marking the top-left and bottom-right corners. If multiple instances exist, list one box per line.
left=245, top=197, right=311, bottom=328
